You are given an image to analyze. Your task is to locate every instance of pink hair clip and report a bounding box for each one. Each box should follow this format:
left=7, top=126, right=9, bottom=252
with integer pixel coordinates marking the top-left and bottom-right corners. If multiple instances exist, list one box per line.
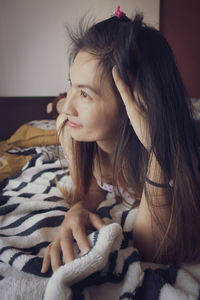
left=114, top=6, right=126, bottom=18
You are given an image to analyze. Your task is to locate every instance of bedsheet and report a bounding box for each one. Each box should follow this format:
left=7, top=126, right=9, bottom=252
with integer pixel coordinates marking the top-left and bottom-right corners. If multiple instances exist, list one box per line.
left=0, top=149, right=200, bottom=300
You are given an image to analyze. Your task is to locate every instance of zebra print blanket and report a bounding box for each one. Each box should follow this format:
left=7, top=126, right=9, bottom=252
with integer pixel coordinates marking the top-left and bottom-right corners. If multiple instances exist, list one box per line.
left=0, top=148, right=200, bottom=300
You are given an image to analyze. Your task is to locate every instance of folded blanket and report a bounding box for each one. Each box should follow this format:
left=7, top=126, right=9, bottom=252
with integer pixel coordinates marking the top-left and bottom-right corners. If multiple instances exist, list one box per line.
left=0, top=151, right=200, bottom=300
left=0, top=124, right=57, bottom=181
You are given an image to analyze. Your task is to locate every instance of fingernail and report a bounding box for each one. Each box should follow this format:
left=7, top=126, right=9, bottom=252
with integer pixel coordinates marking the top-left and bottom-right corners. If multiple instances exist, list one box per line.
left=112, top=66, right=120, bottom=80
left=81, top=248, right=90, bottom=255
left=41, top=266, right=45, bottom=273
left=112, top=65, right=117, bottom=74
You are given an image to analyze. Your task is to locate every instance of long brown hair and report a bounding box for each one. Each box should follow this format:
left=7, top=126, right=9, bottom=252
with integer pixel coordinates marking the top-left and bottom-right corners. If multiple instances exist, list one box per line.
left=59, top=14, right=200, bottom=263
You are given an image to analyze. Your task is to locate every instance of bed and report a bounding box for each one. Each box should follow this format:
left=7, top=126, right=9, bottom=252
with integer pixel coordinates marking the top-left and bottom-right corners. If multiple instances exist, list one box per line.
left=0, top=97, right=200, bottom=300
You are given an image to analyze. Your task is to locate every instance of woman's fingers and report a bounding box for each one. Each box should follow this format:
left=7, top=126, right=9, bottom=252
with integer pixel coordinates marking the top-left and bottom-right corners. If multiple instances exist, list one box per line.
left=50, top=241, right=62, bottom=272
left=41, top=234, right=76, bottom=273
left=73, top=225, right=91, bottom=255
left=41, top=246, right=51, bottom=273
left=72, top=213, right=105, bottom=255
left=112, top=66, right=135, bottom=109
left=89, top=212, right=105, bottom=230
left=60, top=233, right=75, bottom=263
left=112, top=66, right=139, bottom=124
left=112, top=66, right=150, bottom=150
left=41, top=211, right=106, bottom=273
left=41, top=241, right=61, bottom=273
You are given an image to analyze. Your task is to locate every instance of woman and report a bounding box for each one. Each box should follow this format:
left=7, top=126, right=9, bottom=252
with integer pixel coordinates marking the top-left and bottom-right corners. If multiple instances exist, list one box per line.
left=41, top=9, right=200, bottom=273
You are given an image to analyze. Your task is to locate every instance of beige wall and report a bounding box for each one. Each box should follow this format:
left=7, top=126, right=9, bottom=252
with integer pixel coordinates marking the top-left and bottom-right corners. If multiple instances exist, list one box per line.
left=0, top=0, right=159, bottom=96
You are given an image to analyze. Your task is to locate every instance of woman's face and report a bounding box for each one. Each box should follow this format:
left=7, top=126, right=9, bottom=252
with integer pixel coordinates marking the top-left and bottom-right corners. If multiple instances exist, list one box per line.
left=57, top=51, right=120, bottom=144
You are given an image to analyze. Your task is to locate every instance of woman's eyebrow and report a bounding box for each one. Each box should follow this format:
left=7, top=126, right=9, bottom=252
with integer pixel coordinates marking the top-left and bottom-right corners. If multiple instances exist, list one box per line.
left=68, top=72, right=101, bottom=95
left=77, top=84, right=100, bottom=95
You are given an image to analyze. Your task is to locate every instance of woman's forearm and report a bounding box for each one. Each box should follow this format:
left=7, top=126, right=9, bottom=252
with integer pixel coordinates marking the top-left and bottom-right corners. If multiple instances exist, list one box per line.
left=81, top=189, right=106, bottom=212
left=133, top=153, right=172, bottom=262
left=77, top=175, right=106, bottom=212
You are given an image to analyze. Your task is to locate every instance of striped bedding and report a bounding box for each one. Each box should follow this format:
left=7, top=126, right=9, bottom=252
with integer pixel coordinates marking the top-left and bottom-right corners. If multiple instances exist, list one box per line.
left=0, top=147, right=200, bottom=300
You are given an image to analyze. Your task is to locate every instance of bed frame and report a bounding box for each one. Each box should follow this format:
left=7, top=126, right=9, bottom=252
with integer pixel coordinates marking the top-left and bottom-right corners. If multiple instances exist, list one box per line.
left=0, top=97, right=55, bottom=141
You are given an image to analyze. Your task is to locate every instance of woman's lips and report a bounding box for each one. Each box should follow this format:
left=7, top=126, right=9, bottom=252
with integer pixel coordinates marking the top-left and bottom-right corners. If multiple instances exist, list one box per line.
left=67, top=120, right=82, bottom=128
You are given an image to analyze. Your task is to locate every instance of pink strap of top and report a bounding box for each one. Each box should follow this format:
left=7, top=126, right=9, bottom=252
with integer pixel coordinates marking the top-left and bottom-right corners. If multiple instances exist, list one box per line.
left=96, top=179, right=137, bottom=205
left=96, top=180, right=114, bottom=193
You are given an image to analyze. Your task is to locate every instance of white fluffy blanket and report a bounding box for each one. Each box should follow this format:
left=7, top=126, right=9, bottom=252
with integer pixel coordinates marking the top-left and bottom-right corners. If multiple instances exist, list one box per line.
left=0, top=149, right=200, bottom=300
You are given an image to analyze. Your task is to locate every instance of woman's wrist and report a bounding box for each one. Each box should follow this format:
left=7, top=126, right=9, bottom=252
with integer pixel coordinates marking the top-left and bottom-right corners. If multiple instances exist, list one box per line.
left=72, top=193, right=104, bottom=212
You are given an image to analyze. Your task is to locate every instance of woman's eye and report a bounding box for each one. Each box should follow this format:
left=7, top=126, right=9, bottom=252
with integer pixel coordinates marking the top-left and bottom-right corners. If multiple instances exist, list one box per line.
left=80, top=90, right=88, bottom=98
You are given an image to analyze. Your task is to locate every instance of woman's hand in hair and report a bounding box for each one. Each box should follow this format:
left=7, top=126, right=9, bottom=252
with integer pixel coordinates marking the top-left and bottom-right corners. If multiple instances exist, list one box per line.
left=41, top=201, right=105, bottom=273
left=112, top=66, right=151, bottom=150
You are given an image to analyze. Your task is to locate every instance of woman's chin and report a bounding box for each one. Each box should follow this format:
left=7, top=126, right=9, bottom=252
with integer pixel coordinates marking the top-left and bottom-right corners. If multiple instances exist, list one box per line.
left=69, top=132, right=94, bottom=142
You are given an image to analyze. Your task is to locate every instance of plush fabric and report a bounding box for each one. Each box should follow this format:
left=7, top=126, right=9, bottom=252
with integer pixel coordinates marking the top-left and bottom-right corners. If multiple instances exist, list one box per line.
left=0, top=150, right=199, bottom=300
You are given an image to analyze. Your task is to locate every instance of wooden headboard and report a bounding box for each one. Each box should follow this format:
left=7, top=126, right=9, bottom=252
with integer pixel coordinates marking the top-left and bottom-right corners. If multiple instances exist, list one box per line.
left=0, top=97, right=55, bottom=141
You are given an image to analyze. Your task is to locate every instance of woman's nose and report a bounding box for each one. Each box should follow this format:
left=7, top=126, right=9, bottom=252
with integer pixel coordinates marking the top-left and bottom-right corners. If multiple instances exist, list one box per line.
left=62, top=94, right=78, bottom=117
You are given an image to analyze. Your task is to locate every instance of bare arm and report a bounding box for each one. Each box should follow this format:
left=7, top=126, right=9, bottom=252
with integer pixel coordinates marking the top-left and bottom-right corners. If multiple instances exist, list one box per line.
left=112, top=68, right=173, bottom=262
left=133, top=153, right=172, bottom=262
